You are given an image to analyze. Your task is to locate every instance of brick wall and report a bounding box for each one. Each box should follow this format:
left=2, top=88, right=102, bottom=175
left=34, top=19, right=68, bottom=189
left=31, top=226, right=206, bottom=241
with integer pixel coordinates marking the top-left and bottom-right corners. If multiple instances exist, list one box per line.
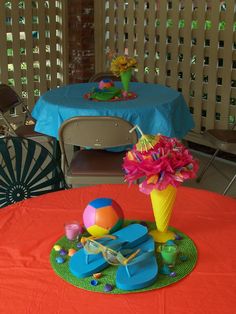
left=68, top=0, right=95, bottom=83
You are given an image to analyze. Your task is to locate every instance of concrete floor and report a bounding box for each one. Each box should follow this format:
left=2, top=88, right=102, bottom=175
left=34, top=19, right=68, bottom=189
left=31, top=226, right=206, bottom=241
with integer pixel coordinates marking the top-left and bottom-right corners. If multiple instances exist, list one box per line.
left=183, top=149, right=236, bottom=197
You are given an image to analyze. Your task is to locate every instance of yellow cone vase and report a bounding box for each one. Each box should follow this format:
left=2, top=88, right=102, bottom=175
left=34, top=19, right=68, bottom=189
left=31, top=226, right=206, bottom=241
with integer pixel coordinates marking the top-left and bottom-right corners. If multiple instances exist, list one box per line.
left=149, top=185, right=177, bottom=243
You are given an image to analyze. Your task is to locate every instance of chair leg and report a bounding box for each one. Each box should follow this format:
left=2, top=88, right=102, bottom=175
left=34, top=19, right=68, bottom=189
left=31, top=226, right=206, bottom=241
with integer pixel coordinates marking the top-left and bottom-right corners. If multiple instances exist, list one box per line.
left=52, top=139, right=61, bottom=162
left=223, top=173, right=236, bottom=195
left=196, top=148, right=220, bottom=183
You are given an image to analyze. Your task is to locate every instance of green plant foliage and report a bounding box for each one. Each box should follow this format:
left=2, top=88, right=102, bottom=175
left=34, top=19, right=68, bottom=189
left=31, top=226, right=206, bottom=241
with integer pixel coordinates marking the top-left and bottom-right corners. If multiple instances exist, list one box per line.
left=21, top=77, right=27, bottom=84
left=21, top=63, right=27, bottom=70
left=179, top=19, right=185, bottom=29
left=155, top=19, right=160, bottom=27
left=20, top=48, right=26, bottom=55
left=167, top=19, right=173, bottom=28
left=8, top=79, right=14, bottom=86
left=219, top=21, right=226, bottom=30
left=205, top=20, right=212, bottom=30
left=191, top=20, right=198, bottom=29
left=18, top=1, right=25, bottom=9
left=8, top=64, right=14, bottom=71
left=5, top=2, right=11, bottom=9
left=34, top=75, right=40, bottom=82
left=144, top=66, right=149, bottom=74
left=6, top=33, right=13, bottom=41
left=34, top=89, right=40, bottom=96
left=7, top=48, right=13, bottom=56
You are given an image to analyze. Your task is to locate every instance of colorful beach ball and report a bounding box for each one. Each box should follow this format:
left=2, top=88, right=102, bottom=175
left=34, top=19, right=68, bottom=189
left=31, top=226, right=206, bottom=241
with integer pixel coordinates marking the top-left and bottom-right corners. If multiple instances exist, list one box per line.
left=83, top=198, right=124, bottom=236
left=98, top=79, right=114, bottom=90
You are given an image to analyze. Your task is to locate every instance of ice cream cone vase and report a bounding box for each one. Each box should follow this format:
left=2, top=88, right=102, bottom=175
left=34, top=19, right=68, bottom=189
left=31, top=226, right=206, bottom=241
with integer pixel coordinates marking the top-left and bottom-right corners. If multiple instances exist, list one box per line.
left=120, top=68, right=132, bottom=97
left=149, top=185, right=177, bottom=243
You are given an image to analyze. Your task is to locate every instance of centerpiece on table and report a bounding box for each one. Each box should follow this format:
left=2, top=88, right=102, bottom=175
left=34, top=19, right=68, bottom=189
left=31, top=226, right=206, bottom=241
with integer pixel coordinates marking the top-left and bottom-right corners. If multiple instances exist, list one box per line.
left=87, top=79, right=122, bottom=101
left=122, top=126, right=199, bottom=243
left=110, top=54, right=137, bottom=97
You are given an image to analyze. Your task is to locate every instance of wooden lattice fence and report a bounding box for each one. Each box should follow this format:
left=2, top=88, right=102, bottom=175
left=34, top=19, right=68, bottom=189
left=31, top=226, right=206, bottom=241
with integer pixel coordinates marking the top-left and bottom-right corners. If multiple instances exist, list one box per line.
left=94, top=0, right=236, bottom=144
left=0, top=0, right=67, bottom=126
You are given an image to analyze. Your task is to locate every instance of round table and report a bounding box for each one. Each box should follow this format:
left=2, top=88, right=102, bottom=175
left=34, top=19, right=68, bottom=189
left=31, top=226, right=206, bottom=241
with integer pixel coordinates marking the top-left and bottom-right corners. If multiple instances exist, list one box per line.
left=32, top=82, right=194, bottom=140
left=0, top=185, right=235, bottom=314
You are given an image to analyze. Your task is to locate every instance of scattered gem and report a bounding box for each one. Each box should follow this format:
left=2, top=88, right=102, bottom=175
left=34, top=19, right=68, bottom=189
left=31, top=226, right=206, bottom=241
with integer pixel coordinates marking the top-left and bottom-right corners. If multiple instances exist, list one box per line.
left=68, top=248, right=76, bottom=256
left=59, top=249, right=68, bottom=256
left=55, top=256, right=65, bottom=264
left=76, top=242, right=83, bottom=249
left=160, top=264, right=171, bottom=275
left=90, top=279, right=98, bottom=286
left=104, top=284, right=113, bottom=292
left=53, top=245, right=61, bottom=251
left=169, top=272, right=177, bottom=277
left=179, top=255, right=188, bottom=262
left=93, top=272, right=102, bottom=279
left=175, top=234, right=183, bottom=240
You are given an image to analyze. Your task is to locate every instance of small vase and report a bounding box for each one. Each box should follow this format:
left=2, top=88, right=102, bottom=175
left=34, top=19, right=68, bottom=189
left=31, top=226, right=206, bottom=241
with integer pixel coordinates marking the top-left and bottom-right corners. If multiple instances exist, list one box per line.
left=120, top=69, right=132, bottom=97
left=149, top=185, right=177, bottom=243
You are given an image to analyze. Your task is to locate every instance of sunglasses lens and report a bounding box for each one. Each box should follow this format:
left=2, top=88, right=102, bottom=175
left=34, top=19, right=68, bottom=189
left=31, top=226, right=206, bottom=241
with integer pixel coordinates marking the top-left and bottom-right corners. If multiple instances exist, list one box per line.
left=84, top=240, right=100, bottom=254
left=103, top=248, right=120, bottom=265
left=116, top=252, right=127, bottom=264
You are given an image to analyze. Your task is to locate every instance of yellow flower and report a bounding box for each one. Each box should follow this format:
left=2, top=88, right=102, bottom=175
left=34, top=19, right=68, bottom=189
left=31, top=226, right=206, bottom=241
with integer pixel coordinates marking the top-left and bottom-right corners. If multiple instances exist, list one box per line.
left=110, top=55, right=137, bottom=76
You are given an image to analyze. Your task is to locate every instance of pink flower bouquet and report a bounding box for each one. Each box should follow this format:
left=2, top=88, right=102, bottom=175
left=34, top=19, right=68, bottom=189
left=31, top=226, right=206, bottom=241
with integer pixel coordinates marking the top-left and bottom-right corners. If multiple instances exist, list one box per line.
left=123, top=133, right=199, bottom=194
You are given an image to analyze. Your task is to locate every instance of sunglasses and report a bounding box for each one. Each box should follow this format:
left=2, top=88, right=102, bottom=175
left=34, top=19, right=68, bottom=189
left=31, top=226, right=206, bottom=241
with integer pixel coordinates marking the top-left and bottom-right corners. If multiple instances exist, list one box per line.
left=81, top=235, right=140, bottom=266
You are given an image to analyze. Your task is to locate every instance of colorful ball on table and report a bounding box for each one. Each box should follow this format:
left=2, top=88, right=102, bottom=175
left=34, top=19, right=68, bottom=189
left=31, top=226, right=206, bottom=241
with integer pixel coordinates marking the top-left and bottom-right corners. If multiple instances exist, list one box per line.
left=98, top=79, right=114, bottom=90
left=83, top=198, right=124, bottom=236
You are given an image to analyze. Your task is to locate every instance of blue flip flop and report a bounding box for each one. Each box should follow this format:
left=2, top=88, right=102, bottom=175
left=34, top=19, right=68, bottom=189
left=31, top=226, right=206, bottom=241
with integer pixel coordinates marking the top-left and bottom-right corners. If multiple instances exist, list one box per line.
left=116, top=236, right=158, bottom=291
left=69, top=223, right=149, bottom=278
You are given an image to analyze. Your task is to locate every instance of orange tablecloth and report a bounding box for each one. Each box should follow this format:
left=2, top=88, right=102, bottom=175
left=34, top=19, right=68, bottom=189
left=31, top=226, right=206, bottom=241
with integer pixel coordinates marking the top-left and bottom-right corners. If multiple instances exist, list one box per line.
left=0, top=185, right=236, bottom=314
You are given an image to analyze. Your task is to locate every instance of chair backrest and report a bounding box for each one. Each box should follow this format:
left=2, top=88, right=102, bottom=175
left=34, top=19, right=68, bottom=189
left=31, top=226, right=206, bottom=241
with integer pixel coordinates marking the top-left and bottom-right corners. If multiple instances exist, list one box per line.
left=88, top=71, right=137, bottom=82
left=0, top=136, right=67, bottom=208
left=0, top=84, right=23, bottom=114
left=59, top=116, right=138, bottom=151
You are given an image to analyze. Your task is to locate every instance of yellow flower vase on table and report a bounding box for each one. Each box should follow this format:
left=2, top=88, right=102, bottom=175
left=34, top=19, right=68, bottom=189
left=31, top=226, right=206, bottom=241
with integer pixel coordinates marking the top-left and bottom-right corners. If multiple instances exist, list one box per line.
left=122, top=125, right=199, bottom=244
left=110, top=54, right=137, bottom=97
left=149, top=185, right=177, bottom=243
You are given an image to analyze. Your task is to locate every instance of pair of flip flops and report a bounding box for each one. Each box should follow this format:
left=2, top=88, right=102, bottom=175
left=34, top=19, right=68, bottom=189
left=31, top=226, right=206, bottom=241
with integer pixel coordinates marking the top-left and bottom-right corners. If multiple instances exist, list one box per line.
left=69, top=224, right=158, bottom=291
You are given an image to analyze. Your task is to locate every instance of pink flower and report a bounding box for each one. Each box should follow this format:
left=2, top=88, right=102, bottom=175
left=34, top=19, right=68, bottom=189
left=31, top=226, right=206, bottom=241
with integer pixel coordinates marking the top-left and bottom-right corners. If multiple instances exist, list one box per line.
left=123, top=135, right=199, bottom=194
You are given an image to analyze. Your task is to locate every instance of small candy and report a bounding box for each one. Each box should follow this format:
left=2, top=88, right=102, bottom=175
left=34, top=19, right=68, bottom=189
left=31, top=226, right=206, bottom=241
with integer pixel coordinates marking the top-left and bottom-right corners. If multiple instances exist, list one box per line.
left=68, top=248, right=76, bottom=257
left=104, top=284, right=113, bottom=292
left=169, top=272, right=177, bottom=277
left=53, top=245, right=61, bottom=251
left=175, top=234, right=183, bottom=240
left=76, top=242, right=83, bottom=249
left=93, top=272, right=102, bottom=279
left=179, top=255, right=188, bottom=262
left=90, top=279, right=98, bottom=286
left=56, top=256, right=65, bottom=264
left=59, top=249, right=68, bottom=256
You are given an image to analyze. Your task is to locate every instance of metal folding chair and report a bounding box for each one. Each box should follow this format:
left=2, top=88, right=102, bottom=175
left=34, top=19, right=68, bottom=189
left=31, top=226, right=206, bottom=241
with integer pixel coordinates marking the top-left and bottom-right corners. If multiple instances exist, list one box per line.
left=197, top=123, right=236, bottom=195
left=58, top=116, right=138, bottom=186
left=0, top=136, right=67, bottom=208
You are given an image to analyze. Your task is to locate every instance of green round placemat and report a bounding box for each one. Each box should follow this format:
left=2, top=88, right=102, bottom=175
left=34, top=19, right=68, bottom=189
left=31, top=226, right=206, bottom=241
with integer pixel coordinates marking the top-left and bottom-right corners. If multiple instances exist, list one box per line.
left=50, top=221, right=197, bottom=294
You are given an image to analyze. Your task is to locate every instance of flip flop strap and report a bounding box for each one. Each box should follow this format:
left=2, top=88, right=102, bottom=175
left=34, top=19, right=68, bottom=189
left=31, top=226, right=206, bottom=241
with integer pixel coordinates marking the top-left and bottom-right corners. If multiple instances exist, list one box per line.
left=125, top=250, right=154, bottom=278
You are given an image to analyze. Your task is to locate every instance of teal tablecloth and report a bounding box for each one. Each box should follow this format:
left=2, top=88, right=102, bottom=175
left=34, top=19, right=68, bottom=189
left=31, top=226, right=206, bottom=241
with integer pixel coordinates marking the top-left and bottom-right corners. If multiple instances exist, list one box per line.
left=32, top=82, right=194, bottom=140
